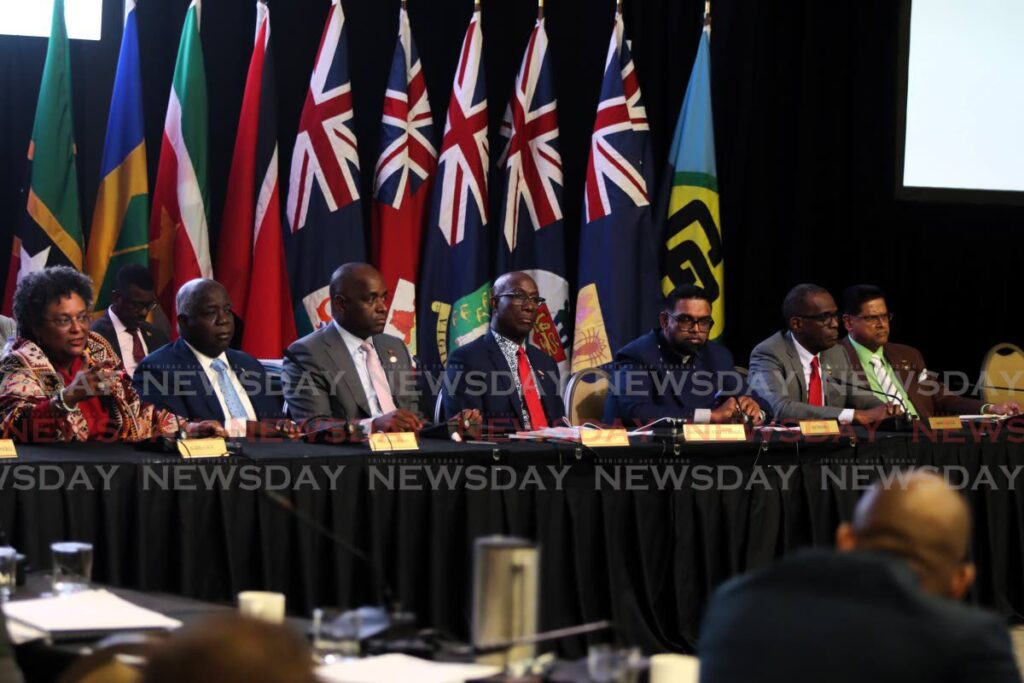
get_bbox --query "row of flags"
[3,0,724,379]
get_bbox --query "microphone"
[821,363,913,428]
[714,390,751,424]
[443,620,613,657]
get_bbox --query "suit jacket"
[91,310,170,365]
[602,330,741,425]
[699,550,1020,683]
[748,331,880,421]
[840,338,983,418]
[443,330,564,432]
[282,324,419,421]
[133,339,284,421]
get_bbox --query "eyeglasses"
[797,311,839,324]
[45,312,92,330]
[496,292,546,307]
[852,312,894,325]
[666,311,715,331]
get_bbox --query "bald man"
[699,473,1019,683]
[443,272,565,433]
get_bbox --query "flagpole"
[538,0,544,19]
[401,0,407,9]
[616,0,622,14]
[704,0,711,35]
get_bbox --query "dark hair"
[663,285,711,311]
[115,263,155,293]
[12,266,93,341]
[781,283,830,320]
[842,284,887,316]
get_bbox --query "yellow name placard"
[683,424,747,442]
[580,429,630,448]
[177,438,229,458]
[799,420,841,435]
[928,416,963,430]
[0,440,17,459]
[368,432,419,452]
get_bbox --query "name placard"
[0,440,17,459]
[368,432,419,452]
[799,420,841,435]
[580,429,630,448]
[177,438,229,458]
[928,416,963,430]
[683,424,747,442]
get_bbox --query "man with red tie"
[444,272,565,434]
[748,283,898,424]
[90,265,170,377]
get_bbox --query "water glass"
[312,608,362,664]
[51,541,93,595]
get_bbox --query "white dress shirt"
[334,321,388,432]
[790,334,854,425]
[183,340,258,437]
[108,308,148,377]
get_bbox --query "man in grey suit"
[283,263,425,433]
[748,283,899,424]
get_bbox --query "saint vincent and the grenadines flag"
[572,10,660,372]
[660,22,724,340]
[372,5,436,358]
[149,0,213,333]
[286,0,366,337]
[496,11,571,374]
[417,6,491,373]
[3,0,82,314]
[218,2,295,358]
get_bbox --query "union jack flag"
[285,0,366,334]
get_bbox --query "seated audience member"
[0,267,223,442]
[283,264,426,433]
[134,279,295,437]
[142,614,316,683]
[748,283,898,424]
[698,472,1021,683]
[90,264,170,376]
[603,285,762,426]
[444,272,564,432]
[840,284,1021,419]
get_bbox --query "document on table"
[3,589,181,638]
[317,653,500,683]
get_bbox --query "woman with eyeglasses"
[0,266,225,443]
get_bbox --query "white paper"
[959,414,1010,421]
[3,589,181,634]
[5,619,46,645]
[317,653,500,683]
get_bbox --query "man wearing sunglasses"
[840,284,1020,419]
[91,264,169,376]
[603,285,762,426]
[749,283,898,424]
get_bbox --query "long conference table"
[2,420,1024,656]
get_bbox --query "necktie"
[517,347,548,429]
[808,356,824,407]
[131,329,145,364]
[210,359,249,420]
[360,340,397,414]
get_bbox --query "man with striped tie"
[840,284,1021,419]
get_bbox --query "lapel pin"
[388,355,398,363]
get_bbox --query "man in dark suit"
[603,285,762,426]
[90,264,169,377]
[699,472,1020,683]
[748,283,898,424]
[444,272,564,433]
[134,279,292,437]
[840,284,1021,419]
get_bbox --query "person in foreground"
[90,264,170,377]
[444,272,564,432]
[142,614,316,683]
[0,267,224,442]
[603,285,762,426]
[748,283,900,424]
[698,472,1021,683]
[840,284,1021,419]
[134,278,298,438]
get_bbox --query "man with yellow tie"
[840,284,1020,419]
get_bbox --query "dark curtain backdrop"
[0,0,1020,377]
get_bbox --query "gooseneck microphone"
[821,364,914,428]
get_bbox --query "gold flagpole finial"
[538,0,544,19]
[703,0,711,31]
[616,0,623,14]
[474,0,480,10]
[401,0,407,9]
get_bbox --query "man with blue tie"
[133,279,295,437]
